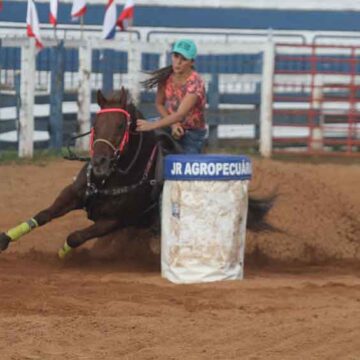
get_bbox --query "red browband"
[96,108,131,123]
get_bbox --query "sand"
[0,158,359,360]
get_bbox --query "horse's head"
[91,87,131,178]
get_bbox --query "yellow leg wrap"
[58,241,72,259]
[6,218,38,242]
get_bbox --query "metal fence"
[273,43,360,156]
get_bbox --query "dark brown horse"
[0,88,274,259]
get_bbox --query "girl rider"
[136,39,207,154]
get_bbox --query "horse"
[0,87,274,259]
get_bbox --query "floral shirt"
[164,70,206,130]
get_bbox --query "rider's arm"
[137,93,198,131]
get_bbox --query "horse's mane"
[126,101,144,133]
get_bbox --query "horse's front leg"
[0,180,85,253]
[58,219,121,259]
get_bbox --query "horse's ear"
[119,86,127,107]
[97,90,107,108]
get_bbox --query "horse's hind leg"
[58,219,121,258]
[0,183,83,253]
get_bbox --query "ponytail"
[141,65,173,90]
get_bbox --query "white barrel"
[161,154,252,284]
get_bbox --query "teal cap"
[172,39,197,60]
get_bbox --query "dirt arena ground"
[0,157,359,360]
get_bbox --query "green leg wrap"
[6,218,38,242]
[58,241,72,259]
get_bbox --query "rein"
[63,131,91,161]
[117,131,143,175]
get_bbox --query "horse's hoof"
[58,241,72,260]
[0,233,11,252]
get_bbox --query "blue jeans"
[178,128,207,154]
[147,117,206,154]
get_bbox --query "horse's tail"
[246,192,277,232]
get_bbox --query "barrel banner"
[164,154,252,181]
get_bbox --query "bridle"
[85,106,159,200]
[90,108,131,158]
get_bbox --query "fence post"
[208,72,220,148]
[49,41,65,151]
[77,42,92,151]
[18,39,36,158]
[15,73,21,138]
[260,40,275,158]
[159,52,168,69]
[127,42,141,104]
[102,49,114,94]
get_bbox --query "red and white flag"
[102,0,117,40]
[116,0,134,31]
[71,0,86,19]
[49,0,58,26]
[26,0,43,49]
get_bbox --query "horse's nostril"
[99,157,107,165]
[94,156,108,166]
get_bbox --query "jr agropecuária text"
[169,160,252,177]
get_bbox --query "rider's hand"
[136,119,155,132]
[171,123,184,140]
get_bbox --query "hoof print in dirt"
[0,233,10,252]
